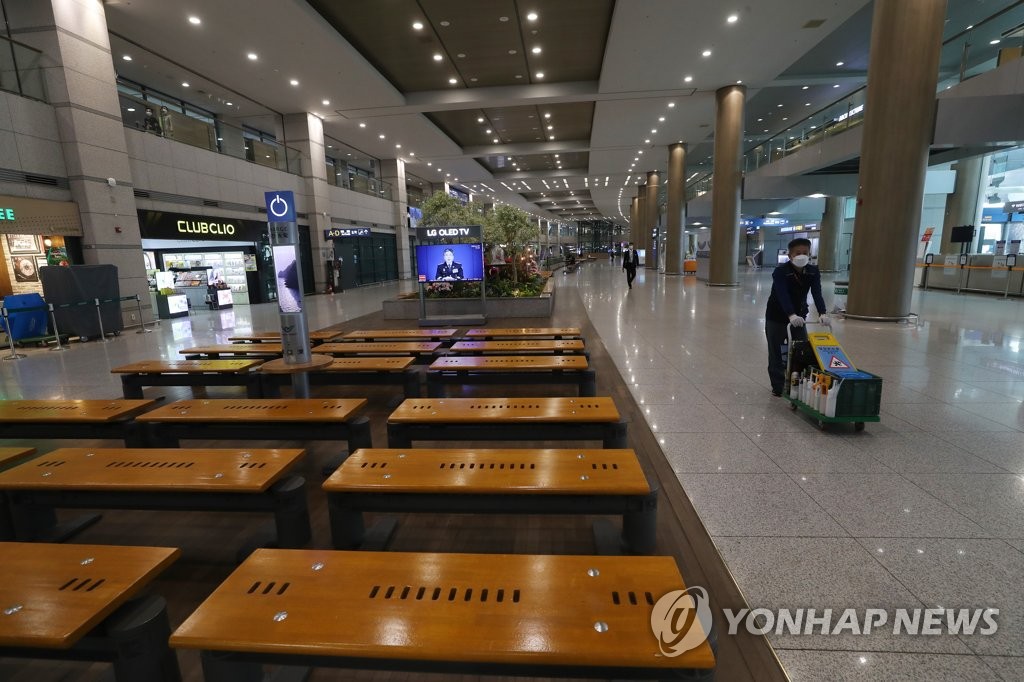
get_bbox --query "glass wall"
[351,234,398,285]
[323,136,392,200]
[975,146,1024,253]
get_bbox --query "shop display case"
[161,251,250,304]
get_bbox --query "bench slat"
[136,399,367,423]
[464,327,581,339]
[180,344,282,356]
[0,542,179,648]
[111,359,264,374]
[449,340,585,353]
[0,400,156,423]
[342,329,457,340]
[170,549,714,670]
[429,356,588,371]
[0,447,35,468]
[322,357,415,371]
[389,397,619,423]
[317,342,441,355]
[0,448,305,493]
[325,448,648,495]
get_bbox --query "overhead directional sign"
[264,190,296,223]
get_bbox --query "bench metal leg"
[425,371,444,398]
[622,487,659,555]
[271,476,311,549]
[260,375,282,398]
[145,424,178,448]
[604,419,629,448]
[121,375,144,400]
[245,375,263,398]
[346,416,373,452]
[201,650,264,682]
[327,497,365,549]
[123,421,148,448]
[581,368,597,397]
[387,423,411,448]
[403,367,422,398]
[108,595,181,682]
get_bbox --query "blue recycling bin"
[1,293,49,341]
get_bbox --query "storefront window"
[976,146,1024,253]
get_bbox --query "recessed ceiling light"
[668,102,676,108]
[515,74,523,79]
[702,49,712,57]
[493,138,499,143]
[527,11,538,21]
[658,116,665,122]
[122,54,132,61]
[226,101,233,106]
[736,80,743,84]
[427,162,432,166]
[187,16,201,25]
[409,152,415,156]
[290,79,299,86]
[757,118,763,121]
[126,107,135,112]
[247,52,258,61]
[433,53,443,61]
[805,102,811,106]
[990,39,1001,45]
[833,84,840,88]
[322,99,330,106]
[684,75,693,83]
[782,117,788,121]
[777,104,783,108]
[966,24,974,30]
[535,72,545,79]
[801,85,809,90]
[544,113,551,118]
[644,139,650,143]
[546,125,553,130]
[836,61,844,66]
[651,129,657,133]
[485,128,492,134]
[727,14,739,23]
[181,81,190,87]
[764,129,769,133]
[359,122,366,128]
[412,21,424,30]
[448,77,457,84]
[532,46,542,54]
[379,134,386,139]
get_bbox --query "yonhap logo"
[650,586,713,657]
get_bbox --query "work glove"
[788,314,805,328]
[818,314,831,326]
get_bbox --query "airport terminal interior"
[0,0,1023,680]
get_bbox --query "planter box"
[383,279,555,319]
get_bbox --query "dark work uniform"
[622,249,639,288]
[765,261,827,394]
[434,261,465,281]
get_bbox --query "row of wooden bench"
[113,353,597,400]
[0,542,715,681]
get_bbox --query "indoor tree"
[484,203,536,283]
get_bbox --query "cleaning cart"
[783,324,882,431]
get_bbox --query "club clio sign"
[176,219,237,236]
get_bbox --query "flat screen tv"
[950,225,975,244]
[415,243,484,282]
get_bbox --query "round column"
[665,143,686,275]
[644,171,660,269]
[818,196,845,272]
[710,85,746,286]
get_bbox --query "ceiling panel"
[427,102,595,147]
[479,152,589,174]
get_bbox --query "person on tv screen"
[434,247,465,281]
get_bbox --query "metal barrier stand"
[0,307,26,360]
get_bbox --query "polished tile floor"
[3,264,1024,681]
[577,260,1024,681]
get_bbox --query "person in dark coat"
[434,248,465,281]
[622,242,639,289]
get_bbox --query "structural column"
[665,143,686,275]
[630,196,638,244]
[378,159,411,279]
[710,85,746,286]
[636,187,647,259]
[283,113,333,291]
[818,196,845,271]
[847,0,947,318]
[644,171,660,269]
[939,155,982,255]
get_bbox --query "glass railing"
[744,1,1024,172]
[0,36,46,102]
[325,165,393,200]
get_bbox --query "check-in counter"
[919,254,1024,296]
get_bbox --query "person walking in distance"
[622,242,639,289]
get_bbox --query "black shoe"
[772,390,782,397]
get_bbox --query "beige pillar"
[630,197,638,243]
[283,113,333,291]
[818,196,844,271]
[939,156,983,256]
[847,0,947,319]
[637,188,647,258]
[644,171,660,269]
[378,158,411,279]
[665,143,686,275]
[710,85,746,286]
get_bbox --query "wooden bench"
[170,549,715,681]
[228,329,341,343]
[135,399,372,454]
[180,344,282,359]
[316,341,442,364]
[387,397,626,448]
[340,328,458,341]
[426,355,596,397]
[112,359,265,399]
[0,400,156,446]
[324,448,658,554]
[0,448,310,551]
[449,339,586,355]
[260,357,422,399]
[0,542,181,682]
[0,447,35,469]
[464,327,581,339]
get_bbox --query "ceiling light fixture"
[833,84,840,88]
[684,75,693,83]
[527,11,539,21]
[644,139,650,143]
[532,46,542,54]
[187,16,201,25]
[802,85,809,90]
[322,99,330,106]
[290,79,299,86]
[535,72,545,79]
[658,116,665,122]
[181,81,190,87]
[247,52,258,61]
[651,129,657,134]
[727,14,739,23]
[379,134,386,139]
[836,61,844,66]
[122,55,132,61]
[448,77,457,84]
[702,49,712,57]
[493,138,499,143]
[412,21,424,30]
[395,144,402,148]
[990,39,1001,45]
[359,122,366,128]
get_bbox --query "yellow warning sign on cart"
[807,332,871,379]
